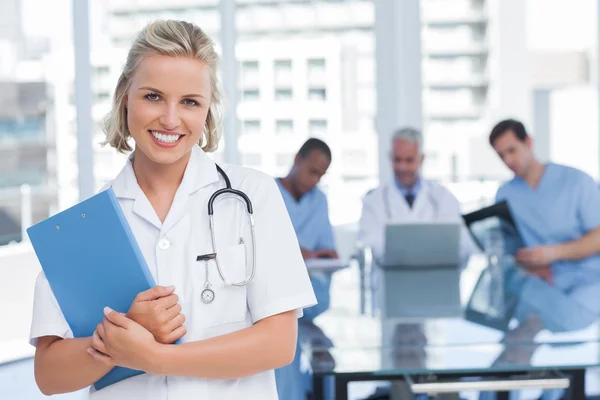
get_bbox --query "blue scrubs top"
[275,179,336,253]
[275,178,335,321]
[496,163,600,291]
[274,179,336,400]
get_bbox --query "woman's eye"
[183,99,200,107]
[145,93,161,101]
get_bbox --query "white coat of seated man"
[358,127,478,266]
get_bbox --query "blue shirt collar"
[276,178,317,204]
[394,176,421,197]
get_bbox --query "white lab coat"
[358,179,478,264]
[29,146,317,400]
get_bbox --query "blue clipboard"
[27,188,157,390]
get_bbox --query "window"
[307,58,326,69]
[275,120,294,135]
[95,92,111,102]
[307,58,326,83]
[94,66,110,77]
[242,153,262,166]
[276,153,294,168]
[241,60,260,86]
[308,119,328,136]
[275,88,293,101]
[0,118,44,141]
[274,59,292,85]
[308,88,327,101]
[242,120,261,135]
[274,59,292,71]
[307,58,326,74]
[242,60,259,72]
[242,89,260,101]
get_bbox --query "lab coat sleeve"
[440,189,480,262]
[358,191,385,260]
[246,177,317,323]
[577,173,600,232]
[29,271,74,346]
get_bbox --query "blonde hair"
[103,20,222,153]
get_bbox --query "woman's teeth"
[150,131,181,143]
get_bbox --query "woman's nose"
[159,104,181,129]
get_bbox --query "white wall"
[527,0,597,52]
[549,85,599,179]
[486,0,532,127]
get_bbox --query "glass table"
[305,254,600,400]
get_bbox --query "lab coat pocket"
[198,243,248,328]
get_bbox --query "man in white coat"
[358,127,477,263]
[358,127,477,400]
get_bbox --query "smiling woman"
[29,20,316,400]
[103,24,220,169]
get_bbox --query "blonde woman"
[30,20,316,399]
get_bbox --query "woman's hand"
[89,307,162,373]
[87,327,116,368]
[127,286,187,344]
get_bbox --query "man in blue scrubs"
[274,138,338,400]
[490,119,600,315]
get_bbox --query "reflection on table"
[305,253,600,399]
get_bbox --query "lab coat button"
[158,238,170,250]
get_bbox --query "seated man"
[359,127,477,263]
[274,138,338,400]
[359,128,476,400]
[489,119,600,315]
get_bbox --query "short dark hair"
[297,138,332,162]
[489,119,529,146]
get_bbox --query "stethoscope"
[382,183,440,220]
[196,164,257,304]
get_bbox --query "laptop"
[381,222,461,269]
[377,222,463,318]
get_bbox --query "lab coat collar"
[394,176,422,197]
[111,146,219,200]
[181,145,220,195]
[110,146,220,231]
[161,146,220,233]
[386,178,431,218]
